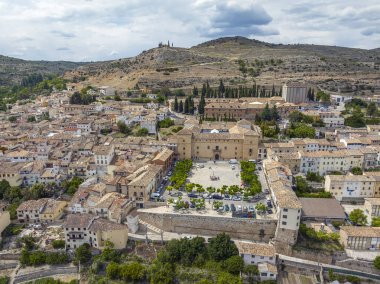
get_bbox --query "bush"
[374,256,380,270]
[52,240,65,249]
[158,118,174,128]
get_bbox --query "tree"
[52,239,65,249]
[345,107,366,128]
[136,127,149,137]
[351,167,363,175]
[255,203,267,213]
[0,179,11,199]
[28,183,47,200]
[208,233,238,261]
[184,97,189,114]
[349,209,367,226]
[8,116,17,122]
[179,100,183,113]
[193,86,199,97]
[288,111,305,123]
[224,255,244,275]
[217,272,242,284]
[374,256,380,270]
[174,96,179,112]
[271,105,280,121]
[261,103,272,121]
[106,261,120,279]
[367,102,378,117]
[149,261,175,284]
[75,243,92,263]
[114,94,122,101]
[371,217,380,227]
[219,80,225,96]
[202,83,207,97]
[117,120,131,135]
[27,116,36,122]
[316,91,330,105]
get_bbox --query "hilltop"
[1,36,379,95]
[64,36,380,95]
[0,55,86,86]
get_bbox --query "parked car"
[212,194,223,200]
[231,165,236,170]
[267,208,273,214]
[224,204,230,212]
[237,205,242,211]
[187,193,199,198]
[248,206,255,212]
[224,194,231,200]
[151,192,160,199]
[243,206,248,212]
[266,200,273,208]
[168,171,172,176]
[203,193,211,199]
[232,196,241,201]
[190,202,196,208]
[230,204,236,212]
[218,206,224,212]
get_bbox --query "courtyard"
[188,160,242,188]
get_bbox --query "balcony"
[212,148,221,153]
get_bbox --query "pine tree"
[179,100,183,113]
[174,96,178,112]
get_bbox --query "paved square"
[188,161,242,188]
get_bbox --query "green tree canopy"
[349,209,367,226]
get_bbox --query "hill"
[64,36,380,95]
[0,55,87,86]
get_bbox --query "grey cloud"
[56,47,70,51]
[362,27,380,36]
[51,30,76,38]
[200,3,274,38]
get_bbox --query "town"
[0,77,379,284]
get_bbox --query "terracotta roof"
[89,218,128,232]
[341,226,380,238]
[299,198,345,219]
[236,241,276,257]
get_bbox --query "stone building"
[176,119,261,161]
[282,83,307,103]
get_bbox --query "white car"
[163,176,169,181]
[231,165,236,170]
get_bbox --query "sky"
[0,0,379,62]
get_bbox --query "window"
[282,215,287,219]
[282,221,287,225]
[283,208,288,212]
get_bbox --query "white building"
[64,214,128,250]
[93,144,115,166]
[325,174,376,201]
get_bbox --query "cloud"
[0,0,378,61]
[199,2,276,37]
[51,30,76,38]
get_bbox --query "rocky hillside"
[0,55,86,86]
[36,36,380,95]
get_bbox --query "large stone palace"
[176,119,261,161]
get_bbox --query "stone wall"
[138,211,277,241]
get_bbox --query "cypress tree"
[184,97,189,114]
[202,83,206,97]
[179,100,183,113]
[174,96,178,112]
[193,86,198,97]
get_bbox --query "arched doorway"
[215,154,220,160]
